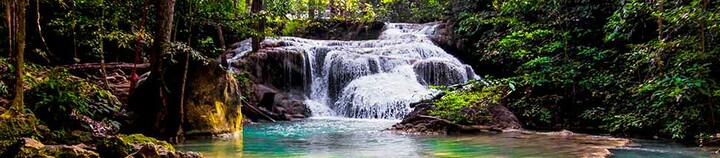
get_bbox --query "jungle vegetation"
[0,0,718,149]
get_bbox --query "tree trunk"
[175,0,195,143]
[5,0,13,58]
[177,49,189,143]
[251,0,262,52]
[217,24,227,67]
[9,0,28,114]
[99,2,109,89]
[151,0,176,141]
[35,0,50,58]
[72,9,77,62]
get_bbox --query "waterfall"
[229,22,478,119]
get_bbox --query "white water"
[230,22,478,119]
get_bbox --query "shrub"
[25,70,120,131]
[430,81,505,124]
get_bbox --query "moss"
[120,134,175,152]
[430,83,506,124]
[97,134,176,158]
[0,114,41,156]
[96,136,132,158]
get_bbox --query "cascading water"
[229,22,478,119]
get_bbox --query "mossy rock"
[96,134,175,158]
[128,58,242,139]
[121,134,175,151]
[0,114,41,156]
[183,64,243,137]
[5,138,99,158]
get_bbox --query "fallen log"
[241,103,276,123]
[62,62,150,70]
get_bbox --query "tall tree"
[4,0,11,58]
[150,0,176,141]
[6,0,28,114]
[251,0,262,52]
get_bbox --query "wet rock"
[239,48,309,93]
[413,59,470,86]
[248,85,310,121]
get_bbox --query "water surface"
[177,118,714,157]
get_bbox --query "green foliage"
[281,19,313,36]
[25,70,121,131]
[0,58,9,98]
[376,0,445,22]
[17,0,447,67]
[452,0,720,140]
[430,82,505,124]
[44,0,151,63]
[166,42,211,65]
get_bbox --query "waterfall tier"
[229,22,478,119]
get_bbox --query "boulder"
[228,47,313,122]
[129,59,243,139]
[239,48,309,93]
[248,85,310,122]
[388,100,521,134]
[183,64,244,137]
